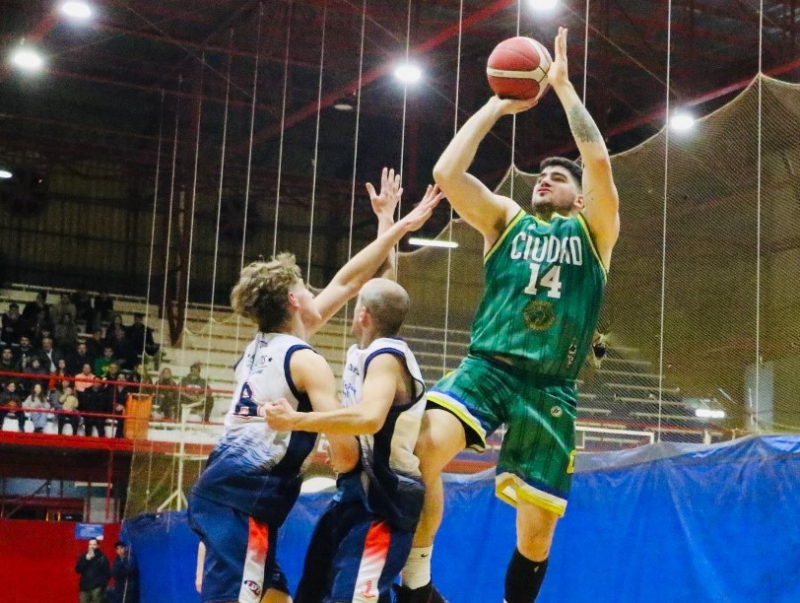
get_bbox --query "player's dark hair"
[540,157,583,191]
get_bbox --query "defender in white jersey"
[266,278,426,603]
[189,175,443,603]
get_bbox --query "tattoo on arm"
[567,105,603,144]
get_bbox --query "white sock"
[400,546,433,590]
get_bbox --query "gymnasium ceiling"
[1,0,799,220]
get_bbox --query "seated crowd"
[0,289,215,436]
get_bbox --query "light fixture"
[409,237,458,249]
[10,47,44,72]
[333,102,354,111]
[0,169,12,180]
[529,0,559,11]
[670,111,695,131]
[60,1,93,20]
[695,408,725,420]
[394,63,422,84]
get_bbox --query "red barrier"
[0,519,121,603]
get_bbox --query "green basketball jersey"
[470,210,607,381]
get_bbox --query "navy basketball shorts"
[188,495,289,603]
[295,499,413,603]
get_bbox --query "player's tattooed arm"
[566,104,603,144]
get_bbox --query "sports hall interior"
[0,1,798,602]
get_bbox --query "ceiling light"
[695,408,725,419]
[10,47,44,72]
[670,112,695,131]
[0,169,12,180]
[409,237,458,249]
[394,63,422,84]
[333,103,354,111]
[60,1,93,20]
[529,0,559,11]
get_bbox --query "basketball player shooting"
[395,27,620,603]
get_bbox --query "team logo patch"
[243,580,262,596]
[550,405,563,418]
[523,299,556,331]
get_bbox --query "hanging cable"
[307,0,329,282]
[341,0,368,361]
[273,2,294,256]
[754,0,764,430]
[204,31,234,379]
[235,4,265,351]
[440,0,465,377]
[141,90,165,511]
[508,0,523,199]
[656,0,675,442]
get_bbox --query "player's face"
[291,281,321,324]
[350,296,364,338]
[532,166,581,214]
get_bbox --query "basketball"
[486,36,553,101]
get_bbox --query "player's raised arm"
[548,26,619,268]
[266,353,402,436]
[366,167,402,279]
[432,96,535,250]
[308,186,442,336]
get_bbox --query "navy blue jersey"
[341,337,426,532]
[191,333,317,525]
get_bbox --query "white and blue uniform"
[189,333,318,603]
[295,337,426,603]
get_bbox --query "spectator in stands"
[15,334,37,369]
[74,363,96,394]
[22,382,50,433]
[29,309,54,348]
[0,381,24,432]
[68,342,94,376]
[75,538,111,603]
[153,367,178,420]
[39,336,64,373]
[51,380,80,435]
[1,302,29,345]
[49,357,71,390]
[72,285,94,331]
[109,373,131,438]
[0,347,21,386]
[94,291,114,326]
[80,378,111,437]
[55,313,80,353]
[22,290,50,325]
[23,357,49,393]
[51,292,77,325]
[94,346,118,378]
[108,328,137,371]
[86,328,108,362]
[108,540,139,603]
[179,362,214,422]
[126,313,160,359]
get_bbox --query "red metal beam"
[232,0,517,154]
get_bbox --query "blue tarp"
[125,435,800,602]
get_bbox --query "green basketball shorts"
[427,354,577,516]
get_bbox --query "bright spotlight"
[529,0,559,11]
[10,48,44,72]
[409,237,458,249]
[670,112,695,132]
[0,169,12,180]
[60,1,93,20]
[394,63,422,84]
[695,408,726,420]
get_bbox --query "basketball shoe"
[393,581,449,603]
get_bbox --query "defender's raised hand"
[398,184,444,233]
[366,167,403,223]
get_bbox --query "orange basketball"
[486,36,552,101]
